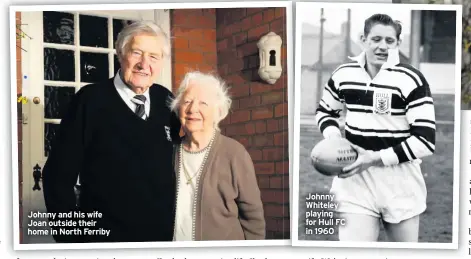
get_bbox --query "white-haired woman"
[170,71,265,241]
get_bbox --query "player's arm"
[42,89,89,243]
[379,80,435,166]
[316,76,344,139]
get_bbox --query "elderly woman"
[170,71,265,241]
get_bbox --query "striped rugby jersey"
[315,50,436,166]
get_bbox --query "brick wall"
[215,7,289,239]
[170,7,289,239]
[170,9,217,92]
[16,12,23,243]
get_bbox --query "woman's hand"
[339,144,383,178]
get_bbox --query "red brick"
[232,31,247,46]
[255,162,275,175]
[241,70,253,81]
[263,9,275,23]
[222,23,240,38]
[266,119,279,133]
[248,149,262,161]
[229,84,250,98]
[281,174,290,189]
[270,18,285,35]
[283,218,290,233]
[261,189,288,203]
[174,63,193,76]
[252,107,273,120]
[279,117,288,130]
[234,136,250,147]
[247,55,258,69]
[253,134,274,147]
[239,95,261,109]
[247,7,266,15]
[252,13,263,25]
[187,15,215,29]
[203,8,216,16]
[245,123,256,135]
[239,16,253,32]
[255,121,266,134]
[276,161,289,174]
[237,43,258,57]
[265,218,278,232]
[263,147,284,161]
[203,53,217,65]
[173,37,189,49]
[250,82,272,94]
[189,38,216,53]
[257,175,270,189]
[274,103,288,117]
[227,59,245,74]
[203,29,217,40]
[227,8,247,23]
[275,8,284,18]
[172,27,203,40]
[220,116,230,126]
[247,24,270,42]
[175,51,204,63]
[216,26,226,40]
[262,91,284,105]
[172,12,187,26]
[196,64,215,73]
[217,39,228,50]
[274,132,288,146]
[226,124,246,136]
[218,64,229,76]
[225,74,245,85]
[231,110,251,123]
[218,50,238,63]
[231,99,239,110]
[264,204,287,218]
[281,46,287,63]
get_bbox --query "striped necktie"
[131,95,147,119]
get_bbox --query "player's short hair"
[363,14,402,40]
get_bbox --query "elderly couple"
[42,20,265,243]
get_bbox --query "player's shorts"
[330,160,426,224]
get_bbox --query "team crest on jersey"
[373,91,392,115]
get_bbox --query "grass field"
[297,94,455,243]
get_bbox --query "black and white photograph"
[292,2,461,248]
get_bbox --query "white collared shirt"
[114,70,151,119]
[347,48,400,70]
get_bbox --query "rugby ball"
[310,138,358,176]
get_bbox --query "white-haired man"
[42,21,181,243]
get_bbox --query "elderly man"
[42,21,180,243]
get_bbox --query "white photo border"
[10,1,294,250]
[291,1,462,249]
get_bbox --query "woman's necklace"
[179,132,216,185]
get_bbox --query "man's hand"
[339,144,383,178]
